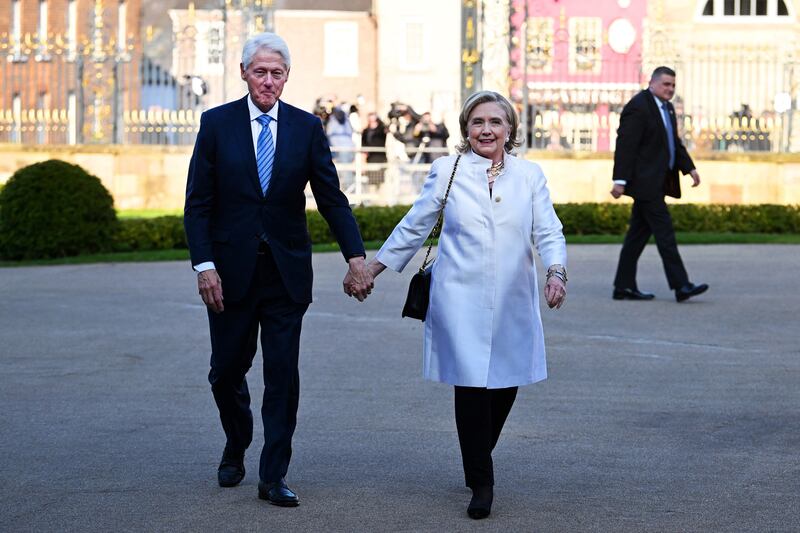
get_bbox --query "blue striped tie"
[255,114,274,195]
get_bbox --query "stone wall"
[534,151,800,206]
[0,144,192,210]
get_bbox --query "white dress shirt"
[194,95,280,273]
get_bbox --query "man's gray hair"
[241,32,291,71]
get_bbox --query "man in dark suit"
[184,32,373,506]
[610,66,709,303]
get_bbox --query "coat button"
[495,196,502,203]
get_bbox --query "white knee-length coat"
[375,150,567,389]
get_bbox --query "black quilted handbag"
[401,265,432,320]
[401,155,460,321]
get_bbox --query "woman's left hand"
[544,276,566,309]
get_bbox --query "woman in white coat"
[365,91,567,519]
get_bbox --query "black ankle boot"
[467,485,493,519]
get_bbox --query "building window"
[37,0,52,60]
[323,21,359,77]
[208,27,223,65]
[12,0,22,57]
[527,17,554,73]
[118,1,127,52]
[39,1,49,45]
[403,21,426,69]
[701,0,790,17]
[568,17,602,74]
[67,0,78,60]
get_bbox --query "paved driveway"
[1,245,798,532]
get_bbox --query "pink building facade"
[509,0,647,151]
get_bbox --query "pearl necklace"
[487,160,504,186]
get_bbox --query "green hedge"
[113,216,188,252]
[307,205,412,244]
[556,203,800,234]
[107,203,799,253]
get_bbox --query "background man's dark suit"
[612,90,693,202]
[611,68,706,301]
[184,44,368,497]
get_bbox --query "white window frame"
[568,17,602,75]
[193,19,224,75]
[67,0,78,60]
[696,0,794,22]
[400,19,429,71]
[207,24,224,65]
[118,1,127,53]
[39,1,48,45]
[11,0,22,57]
[527,17,554,74]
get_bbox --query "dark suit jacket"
[184,96,365,304]
[613,89,695,200]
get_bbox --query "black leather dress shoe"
[675,283,709,302]
[217,449,245,487]
[467,485,493,520]
[258,478,299,507]
[613,287,655,301]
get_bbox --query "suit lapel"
[231,95,264,197]
[666,101,678,141]
[265,100,290,200]
[645,90,669,148]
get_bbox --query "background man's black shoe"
[217,449,245,487]
[258,478,299,507]
[467,485,493,520]
[613,288,655,301]
[675,283,709,302]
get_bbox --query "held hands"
[343,256,374,302]
[198,269,224,313]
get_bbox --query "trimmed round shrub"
[0,160,118,260]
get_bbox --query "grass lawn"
[117,209,183,219]
[1,233,798,267]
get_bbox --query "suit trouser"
[614,196,689,290]
[206,246,308,483]
[454,386,518,488]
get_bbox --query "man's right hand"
[198,269,224,313]
[610,183,625,199]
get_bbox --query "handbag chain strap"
[419,154,461,273]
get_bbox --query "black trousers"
[614,197,689,291]
[454,386,518,488]
[206,246,308,483]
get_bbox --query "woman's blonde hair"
[456,91,521,154]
